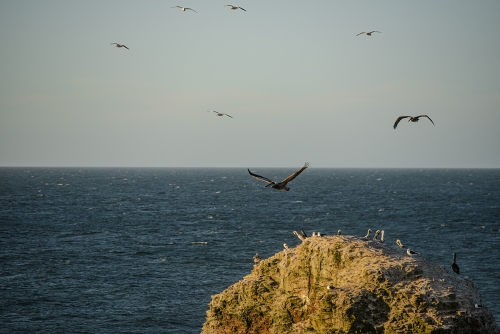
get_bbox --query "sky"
[1,0,499,168]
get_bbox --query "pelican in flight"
[396,239,405,248]
[208,111,232,118]
[172,6,197,12]
[225,4,246,11]
[356,31,381,36]
[248,163,309,191]
[393,115,434,129]
[110,43,129,50]
[452,253,460,274]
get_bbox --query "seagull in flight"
[208,111,233,118]
[393,115,435,129]
[248,163,309,191]
[110,43,129,50]
[225,4,246,11]
[172,6,197,12]
[356,31,381,36]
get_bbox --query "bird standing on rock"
[452,253,460,274]
[253,253,261,264]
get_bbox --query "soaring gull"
[248,163,309,191]
[356,31,381,36]
[225,4,246,11]
[110,43,129,50]
[172,6,197,12]
[208,110,233,118]
[393,115,434,129]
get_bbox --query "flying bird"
[208,111,233,118]
[110,43,129,50]
[356,31,381,36]
[225,4,246,11]
[393,115,435,129]
[172,6,197,12]
[452,253,460,274]
[248,163,309,191]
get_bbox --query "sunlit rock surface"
[202,235,499,334]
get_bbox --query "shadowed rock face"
[202,235,499,334]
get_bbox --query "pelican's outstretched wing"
[369,31,381,34]
[224,113,233,118]
[237,6,246,11]
[248,169,275,185]
[281,163,309,185]
[122,45,129,49]
[356,32,366,36]
[185,7,197,12]
[416,115,434,126]
[393,116,411,129]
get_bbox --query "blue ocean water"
[0,168,499,333]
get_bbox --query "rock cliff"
[202,235,499,334]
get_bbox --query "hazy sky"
[1,1,499,168]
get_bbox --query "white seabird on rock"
[407,248,420,256]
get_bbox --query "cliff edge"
[202,235,499,333]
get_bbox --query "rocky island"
[202,234,499,333]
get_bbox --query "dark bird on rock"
[248,163,309,191]
[393,115,434,129]
[452,253,460,274]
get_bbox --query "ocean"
[1,168,499,333]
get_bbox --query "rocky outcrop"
[202,235,499,334]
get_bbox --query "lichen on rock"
[202,235,499,334]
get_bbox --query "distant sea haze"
[1,168,499,333]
